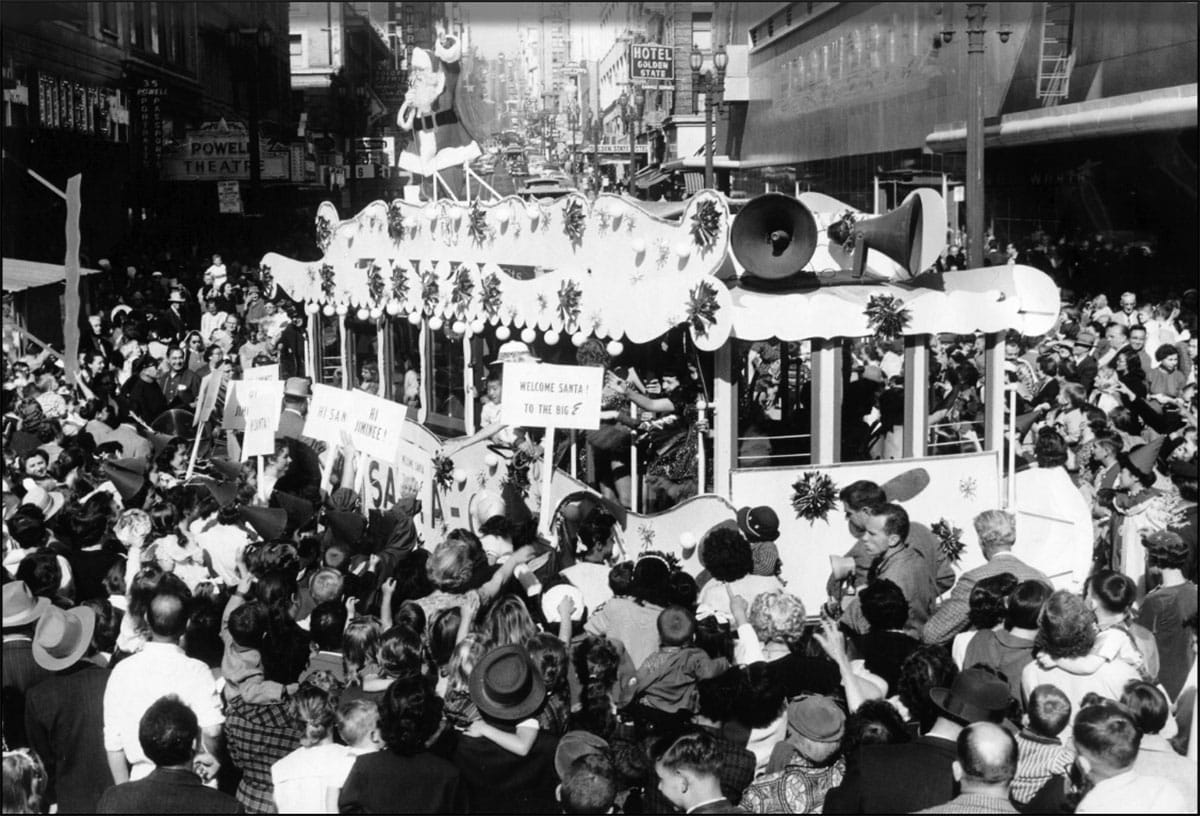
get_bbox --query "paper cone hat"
[273,491,316,533]
[102,458,148,502]
[1127,437,1165,476]
[196,477,238,508]
[240,506,288,542]
[1014,412,1040,438]
[325,510,367,546]
[148,431,179,457]
[880,467,931,503]
[208,457,243,482]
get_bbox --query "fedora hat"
[32,604,96,671]
[284,377,312,398]
[2,581,51,628]
[240,506,288,542]
[1073,331,1096,348]
[102,458,148,502]
[554,730,610,781]
[469,644,546,722]
[737,505,780,542]
[929,668,1012,724]
[20,484,65,522]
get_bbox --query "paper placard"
[241,415,278,461]
[360,440,433,511]
[305,383,357,445]
[500,362,603,430]
[222,365,279,430]
[350,393,411,454]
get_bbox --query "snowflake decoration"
[664,313,684,327]
[624,216,637,234]
[638,524,656,549]
[538,201,553,233]
[536,293,549,314]
[959,477,978,500]
[587,310,604,332]
[596,210,612,232]
[655,239,671,269]
[505,306,519,324]
[629,270,645,286]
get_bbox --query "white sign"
[222,365,279,430]
[350,393,413,460]
[237,379,284,461]
[305,383,357,446]
[500,362,603,430]
[361,443,432,512]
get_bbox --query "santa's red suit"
[398,35,481,176]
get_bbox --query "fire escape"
[1036,2,1076,106]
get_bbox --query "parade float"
[257,185,1061,611]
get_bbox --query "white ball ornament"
[407,311,422,326]
[495,325,511,341]
[452,320,467,335]
[369,307,383,320]
[335,303,348,316]
[679,532,696,551]
[484,452,500,468]
[520,327,537,344]
[606,340,624,357]
[631,238,646,255]
[543,330,560,345]
[305,301,320,315]
[356,308,370,321]
[571,332,587,347]
[470,319,486,335]
[675,242,692,260]
[385,300,401,316]
[428,316,444,331]
[496,209,510,226]
[453,468,468,486]
[322,304,335,317]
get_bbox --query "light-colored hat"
[541,583,585,624]
[33,604,96,671]
[492,341,539,366]
[284,377,312,398]
[20,484,65,521]
[2,581,51,628]
[168,290,187,304]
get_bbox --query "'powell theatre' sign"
[160,122,290,181]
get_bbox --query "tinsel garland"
[686,280,719,337]
[387,201,405,241]
[389,261,409,305]
[690,198,721,249]
[503,447,533,496]
[864,294,911,341]
[468,200,492,245]
[557,280,582,328]
[320,263,336,301]
[450,265,474,315]
[432,452,455,492]
[367,263,385,304]
[421,269,440,315]
[791,470,840,523]
[637,550,680,571]
[315,213,333,251]
[480,273,503,319]
[931,518,966,564]
[563,199,587,243]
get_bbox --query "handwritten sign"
[305,383,357,445]
[351,393,412,456]
[222,365,279,430]
[500,362,603,430]
[360,440,433,511]
[237,379,284,461]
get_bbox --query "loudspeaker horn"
[730,193,818,286]
[850,188,946,279]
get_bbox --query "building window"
[44,2,89,31]
[289,33,305,70]
[130,1,159,53]
[100,2,119,40]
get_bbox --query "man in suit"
[275,377,310,440]
[824,668,1013,814]
[653,730,739,814]
[97,696,239,813]
[914,722,1020,814]
[922,509,1049,644]
[1070,330,1099,393]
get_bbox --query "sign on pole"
[500,363,604,431]
[629,44,675,88]
[222,365,279,430]
[305,383,357,446]
[237,379,284,461]
[350,393,412,457]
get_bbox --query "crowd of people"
[1,244,1198,816]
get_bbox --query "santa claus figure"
[397,24,481,180]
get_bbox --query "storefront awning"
[635,168,671,190]
[2,258,102,293]
[926,83,1197,152]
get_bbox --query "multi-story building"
[2,1,293,269]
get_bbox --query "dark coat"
[24,662,112,813]
[338,749,466,814]
[448,729,560,814]
[823,735,958,814]
[96,768,241,814]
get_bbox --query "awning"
[926,83,1197,152]
[2,258,102,293]
[635,168,671,190]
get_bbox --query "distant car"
[517,175,576,200]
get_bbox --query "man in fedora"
[159,290,189,342]
[452,643,559,813]
[276,377,311,441]
[2,581,53,748]
[824,667,1012,813]
[1070,330,1099,393]
[25,603,113,813]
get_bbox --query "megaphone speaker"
[730,193,818,288]
[850,188,946,279]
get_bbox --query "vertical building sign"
[137,79,166,172]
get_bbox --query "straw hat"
[32,604,97,671]
[2,581,51,628]
[20,484,65,521]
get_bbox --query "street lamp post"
[690,44,728,192]
[618,86,643,196]
[228,21,275,214]
[566,103,579,185]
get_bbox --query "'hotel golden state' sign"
[160,127,290,181]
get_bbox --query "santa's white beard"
[409,74,445,115]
